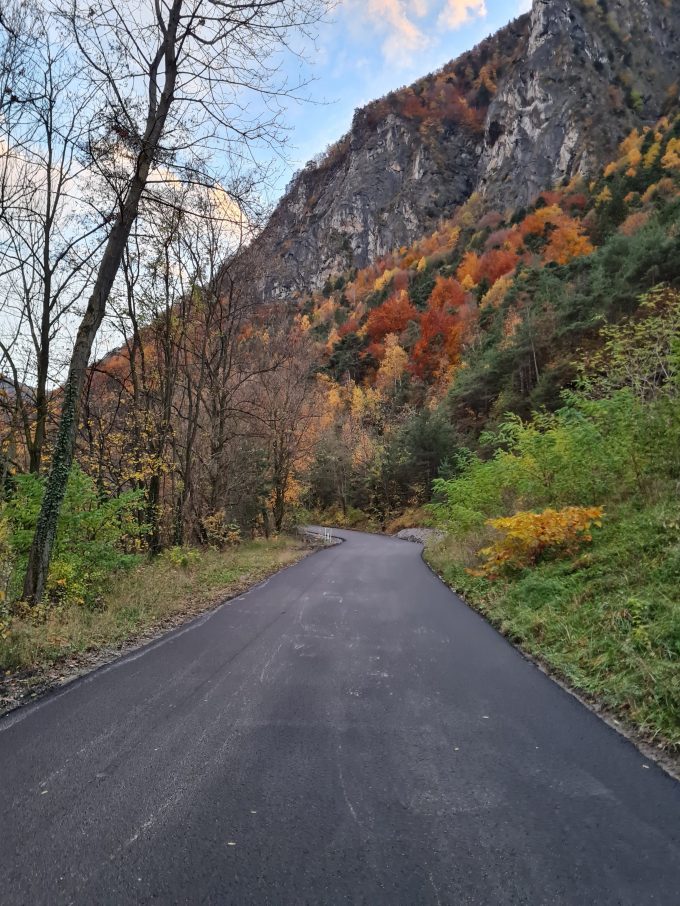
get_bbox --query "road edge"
[0,539,325,723]
[418,544,680,783]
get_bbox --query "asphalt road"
[2,529,680,905]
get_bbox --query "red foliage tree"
[478,248,517,284]
[410,307,462,381]
[428,276,467,310]
[365,291,418,342]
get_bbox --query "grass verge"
[425,502,680,755]
[1,536,309,710]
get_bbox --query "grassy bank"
[426,502,680,752]
[1,536,307,678]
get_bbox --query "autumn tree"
[0,4,104,474]
[428,276,467,310]
[375,334,409,393]
[245,327,320,532]
[17,0,329,603]
[519,205,594,264]
[366,291,418,344]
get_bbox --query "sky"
[271,0,532,195]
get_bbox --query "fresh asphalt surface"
[2,529,680,904]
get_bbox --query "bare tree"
[0,5,104,474]
[244,325,319,531]
[16,0,328,603]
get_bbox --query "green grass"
[426,502,680,751]
[1,537,307,675]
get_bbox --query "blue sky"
[268,0,531,196]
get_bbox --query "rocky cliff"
[481,0,680,206]
[249,0,680,298]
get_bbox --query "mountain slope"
[250,0,679,299]
[481,0,680,206]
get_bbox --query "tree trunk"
[147,473,162,555]
[22,0,183,603]
[29,331,50,474]
[22,228,137,600]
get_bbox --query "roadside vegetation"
[0,0,326,681]
[1,531,306,677]
[425,293,680,749]
[427,501,680,751]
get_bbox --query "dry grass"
[384,506,433,535]
[1,537,307,676]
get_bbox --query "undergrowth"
[427,502,680,750]
[0,536,306,674]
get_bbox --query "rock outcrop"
[481,0,680,207]
[248,0,680,298]
[252,102,483,299]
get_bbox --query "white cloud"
[437,0,487,30]
[364,0,430,61]
[350,0,488,64]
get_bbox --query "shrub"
[431,388,677,536]
[201,510,242,548]
[5,467,145,607]
[473,506,604,577]
[160,546,202,569]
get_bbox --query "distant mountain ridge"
[247,0,680,299]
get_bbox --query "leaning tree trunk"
[22,214,146,602]
[22,1,182,603]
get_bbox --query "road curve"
[1,528,679,904]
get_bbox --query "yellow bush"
[201,511,242,548]
[161,546,202,569]
[472,506,604,578]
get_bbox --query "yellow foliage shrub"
[472,506,604,578]
[373,268,397,293]
[480,273,513,310]
[201,511,242,548]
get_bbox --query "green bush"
[431,389,679,536]
[160,546,202,569]
[5,467,145,608]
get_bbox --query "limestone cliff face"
[249,0,680,298]
[254,109,481,298]
[480,0,680,207]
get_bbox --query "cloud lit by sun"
[354,0,489,63]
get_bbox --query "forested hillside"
[304,113,680,520]
[300,113,680,750]
[1,0,679,748]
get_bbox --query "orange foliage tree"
[429,276,467,310]
[365,291,418,343]
[519,204,594,265]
